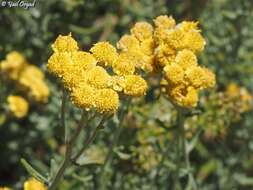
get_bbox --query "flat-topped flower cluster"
[117,15,216,107]
[48,15,216,112]
[48,34,148,114]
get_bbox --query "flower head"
[123,75,148,97]
[47,52,72,77]
[108,76,126,92]
[185,66,216,90]
[71,51,97,70]
[130,22,153,42]
[52,33,78,53]
[117,35,139,52]
[167,84,199,108]
[179,21,200,32]
[71,85,96,111]
[174,49,197,69]
[90,42,118,66]
[112,52,136,76]
[95,89,119,113]
[182,30,206,52]
[154,15,176,29]
[163,63,185,85]
[85,66,111,89]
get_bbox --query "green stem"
[154,141,171,188]
[72,116,108,163]
[48,112,87,190]
[174,108,184,190]
[184,134,198,190]
[177,108,198,190]
[61,90,67,143]
[97,99,131,190]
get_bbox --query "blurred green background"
[0,0,253,189]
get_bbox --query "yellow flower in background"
[0,51,27,80]
[90,42,118,66]
[7,95,29,118]
[24,178,47,190]
[133,145,161,172]
[19,65,50,103]
[225,83,253,112]
[1,51,50,103]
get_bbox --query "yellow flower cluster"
[24,178,47,190]
[186,84,252,140]
[48,34,147,113]
[225,83,253,113]
[0,52,49,103]
[132,145,161,171]
[117,15,215,107]
[7,95,29,118]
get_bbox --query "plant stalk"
[48,112,87,190]
[97,99,131,190]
